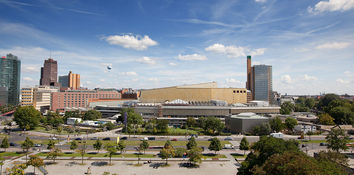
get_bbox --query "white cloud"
[316,42,350,49]
[308,0,354,14]
[169,62,177,66]
[22,64,40,73]
[104,34,158,50]
[136,57,156,65]
[23,77,33,81]
[148,77,158,81]
[304,74,318,81]
[281,74,292,84]
[344,71,354,77]
[119,71,138,76]
[205,43,265,58]
[336,78,350,84]
[255,0,267,3]
[177,54,207,61]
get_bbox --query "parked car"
[121,136,128,140]
[171,138,177,141]
[190,134,198,138]
[320,142,328,146]
[224,137,233,141]
[148,137,156,140]
[10,142,17,146]
[208,138,213,141]
[34,144,42,147]
[75,138,82,140]
[224,144,234,149]
[90,137,98,140]
[140,137,148,141]
[103,137,111,141]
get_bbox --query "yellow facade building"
[68,71,80,90]
[20,88,34,106]
[139,82,247,104]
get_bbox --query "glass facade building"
[253,65,272,102]
[0,54,21,105]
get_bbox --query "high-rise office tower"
[0,54,21,105]
[59,75,69,88]
[68,71,80,90]
[253,65,272,103]
[40,58,58,86]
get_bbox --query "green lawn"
[36,152,156,158]
[231,153,247,159]
[16,139,58,145]
[0,152,25,158]
[201,154,226,159]
[33,126,88,135]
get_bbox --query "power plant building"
[139,82,247,104]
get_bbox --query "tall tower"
[246,55,252,90]
[40,58,58,86]
[68,71,80,90]
[0,54,21,105]
[253,65,272,103]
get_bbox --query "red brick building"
[51,90,121,111]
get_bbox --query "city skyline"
[0,0,353,95]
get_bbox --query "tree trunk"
[166,158,168,165]
[82,155,84,164]
[110,156,112,165]
[244,150,245,156]
[34,166,36,174]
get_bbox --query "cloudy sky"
[0,0,353,95]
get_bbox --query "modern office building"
[0,54,21,105]
[21,88,34,106]
[51,89,121,111]
[140,82,247,104]
[253,65,272,102]
[245,56,273,103]
[68,71,80,90]
[40,58,58,86]
[59,75,68,88]
[33,86,59,112]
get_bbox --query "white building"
[294,124,317,134]
[66,118,82,125]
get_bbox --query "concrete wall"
[226,117,269,134]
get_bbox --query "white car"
[140,137,148,141]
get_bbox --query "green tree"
[160,147,175,165]
[208,137,222,154]
[47,139,56,150]
[105,143,117,165]
[140,140,149,154]
[318,94,340,112]
[70,140,78,150]
[188,147,202,166]
[285,117,297,132]
[156,119,168,133]
[175,148,187,157]
[164,140,173,149]
[21,137,34,162]
[326,128,350,152]
[6,163,27,175]
[251,123,271,136]
[1,136,9,152]
[93,139,103,154]
[14,106,41,130]
[117,140,126,154]
[239,137,249,155]
[318,113,335,125]
[316,150,348,166]
[329,106,354,125]
[46,111,64,127]
[76,144,87,165]
[47,148,62,163]
[126,110,143,135]
[187,137,197,150]
[269,116,284,132]
[280,102,295,114]
[305,98,315,109]
[203,117,224,135]
[83,110,102,120]
[197,117,206,129]
[186,117,196,127]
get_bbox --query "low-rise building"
[66,118,82,125]
[225,112,270,134]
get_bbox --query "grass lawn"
[201,153,226,159]
[36,152,156,158]
[0,152,25,158]
[231,153,247,159]
[16,139,58,145]
[33,126,88,135]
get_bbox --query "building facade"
[59,75,68,88]
[33,86,59,112]
[40,58,58,86]
[253,65,272,103]
[21,88,34,106]
[0,54,21,105]
[68,71,80,90]
[51,90,121,111]
[140,82,247,104]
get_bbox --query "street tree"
[269,116,284,132]
[47,148,62,163]
[21,137,34,162]
[76,144,87,165]
[93,139,103,154]
[305,98,315,109]
[83,110,102,120]
[188,147,202,166]
[156,119,168,133]
[140,140,149,154]
[186,117,196,127]
[27,155,44,174]
[70,140,78,151]
[164,140,173,149]
[105,143,117,165]
[318,113,335,125]
[117,141,126,154]
[285,117,298,132]
[187,137,197,150]
[47,139,56,150]
[14,106,41,130]
[1,136,9,152]
[326,128,350,152]
[160,147,175,165]
[46,112,64,127]
[208,137,222,155]
[239,137,249,155]
[280,102,295,114]
[203,117,224,135]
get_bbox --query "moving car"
[224,137,233,141]
[34,144,42,147]
[103,137,111,141]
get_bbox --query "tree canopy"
[285,117,297,131]
[326,128,350,152]
[269,117,284,132]
[208,137,222,154]
[14,106,41,130]
[280,102,294,115]
[83,110,102,120]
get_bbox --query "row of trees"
[251,116,298,136]
[185,116,225,135]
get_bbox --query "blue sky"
[0,0,353,95]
